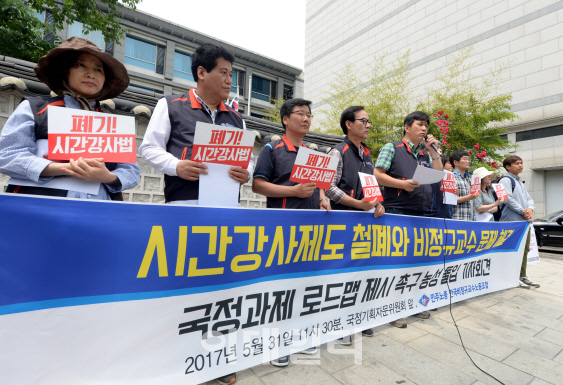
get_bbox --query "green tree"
[317,47,518,169]
[316,51,413,154]
[0,0,141,63]
[264,97,284,124]
[417,47,518,171]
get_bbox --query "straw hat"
[34,36,129,100]
[472,167,495,179]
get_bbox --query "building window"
[34,9,55,43]
[515,125,563,142]
[283,84,294,100]
[105,41,114,56]
[68,21,106,51]
[125,36,165,74]
[252,75,272,102]
[231,69,239,94]
[238,70,246,97]
[173,51,194,82]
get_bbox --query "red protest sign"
[470,175,481,195]
[492,183,509,200]
[47,106,136,163]
[289,147,338,189]
[191,122,254,168]
[440,171,455,193]
[359,172,383,202]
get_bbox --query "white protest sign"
[528,225,540,264]
[470,175,481,195]
[191,122,255,168]
[358,172,383,202]
[289,147,338,189]
[47,106,136,163]
[492,183,509,200]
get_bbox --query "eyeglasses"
[355,118,372,125]
[291,111,313,119]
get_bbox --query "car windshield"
[536,210,563,222]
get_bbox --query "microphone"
[424,135,441,157]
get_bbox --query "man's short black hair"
[442,156,451,167]
[450,150,470,167]
[503,155,523,170]
[191,43,235,81]
[403,111,430,135]
[280,98,312,130]
[340,106,364,135]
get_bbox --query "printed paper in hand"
[198,163,240,208]
[47,106,136,163]
[528,226,540,264]
[191,122,254,168]
[358,172,383,202]
[289,147,338,189]
[470,175,481,195]
[412,165,445,185]
[492,183,509,200]
[475,211,493,222]
[443,192,458,205]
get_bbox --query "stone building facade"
[305,0,563,218]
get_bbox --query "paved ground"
[204,251,563,385]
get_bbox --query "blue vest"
[163,90,244,202]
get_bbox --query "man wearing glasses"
[252,98,329,367]
[450,150,478,221]
[373,111,441,328]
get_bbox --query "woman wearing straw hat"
[473,167,504,221]
[0,37,140,200]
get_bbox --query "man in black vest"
[373,111,442,328]
[140,43,252,206]
[252,98,329,368]
[325,105,384,344]
[326,106,385,215]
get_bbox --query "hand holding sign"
[358,172,383,202]
[470,175,481,196]
[492,183,509,200]
[289,147,338,189]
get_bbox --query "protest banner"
[289,147,337,189]
[358,172,383,202]
[191,122,254,168]
[470,175,481,195]
[493,183,510,200]
[0,193,529,384]
[47,106,136,163]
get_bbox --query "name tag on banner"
[289,147,337,189]
[470,175,481,195]
[47,106,136,163]
[492,183,509,200]
[358,171,383,201]
[191,122,254,168]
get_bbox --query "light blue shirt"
[0,95,140,200]
[499,173,535,222]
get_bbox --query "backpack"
[492,175,516,221]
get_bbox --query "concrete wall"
[0,90,267,208]
[305,0,563,218]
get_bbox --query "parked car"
[533,210,563,248]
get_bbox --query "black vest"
[163,90,244,202]
[381,139,433,212]
[5,97,123,201]
[331,137,374,211]
[264,136,320,210]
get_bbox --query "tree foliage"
[317,47,518,170]
[0,0,141,63]
[264,97,284,124]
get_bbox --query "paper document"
[412,166,445,185]
[6,139,100,195]
[443,191,458,205]
[475,211,493,222]
[198,163,240,208]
